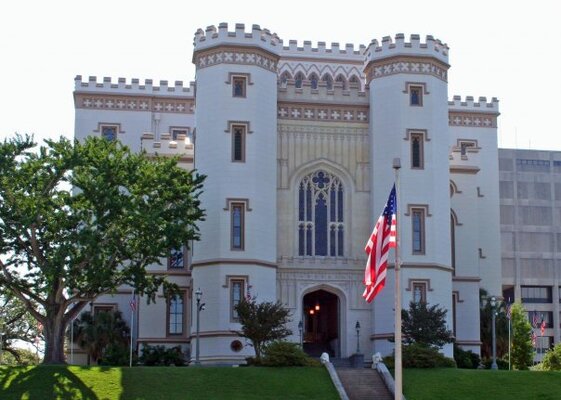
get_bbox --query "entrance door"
[302,290,339,357]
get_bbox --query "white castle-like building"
[73,23,502,364]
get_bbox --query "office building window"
[521,286,552,303]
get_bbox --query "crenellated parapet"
[279,40,366,62]
[74,75,195,97]
[278,79,368,106]
[364,34,449,83]
[448,95,499,128]
[74,75,195,114]
[140,132,194,163]
[193,23,281,71]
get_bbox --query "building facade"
[73,23,502,364]
[500,149,561,360]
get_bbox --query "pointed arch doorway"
[302,289,340,357]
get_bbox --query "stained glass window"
[298,170,344,256]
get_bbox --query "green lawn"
[0,365,339,400]
[404,368,561,400]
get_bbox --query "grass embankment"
[0,365,339,400]
[404,368,561,400]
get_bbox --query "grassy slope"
[404,368,561,400]
[0,365,339,400]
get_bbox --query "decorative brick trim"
[277,102,368,123]
[75,93,195,114]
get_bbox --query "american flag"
[363,185,397,303]
[532,312,539,328]
[506,303,512,320]
[130,291,137,312]
[531,331,537,347]
[541,318,546,336]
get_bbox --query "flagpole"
[130,289,134,368]
[393,158,402,400]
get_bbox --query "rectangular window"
[410,133,424,169]
[410,86,423,106]
[93,305,114,318]
[232,76,247,98]
[460,142,475,156]
[170,127,192,142]
[412,208,425,254]
[413,282,427,303]
[168,294,184,335]
[101,125,117,141]
[521,286,552,303]
[231,203,245,250]
[232,125,246,162]
[231,279,245,322]
[168,247,185,269]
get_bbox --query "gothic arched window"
[322,74,333,90]
[298,170,344,257]
[295,72,305,88]
[309,73,319,89]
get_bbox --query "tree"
[479,289,509,359]
[235,297,292,362]
[401,301,453,348]
[0,288,42,363]
[72,309,129,365]
[0,135,205,364]
[510,302,533,370]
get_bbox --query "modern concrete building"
[499,148,561,360]
[72,23,502,364]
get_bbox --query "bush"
[402,343,456,368]
[482,357,509,370]
[539,343,561,371]
[139,344,185,366]
[99,343,135,366]
[261,341,319,367]
[454,344,480,369]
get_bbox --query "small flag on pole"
[506,303,512,320]
[532,312,539,328]
[531,331,537,347]
[363,185,397,303]
[130,291,137,312]
[540,318,546,336]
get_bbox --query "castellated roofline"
[280,40,366,59]
[364,33,449,65]
[193,22,282,54]
[448,95,499,113]
[74,75,195,97]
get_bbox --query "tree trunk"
[42,311,67,364]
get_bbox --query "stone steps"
[336,367,393,400]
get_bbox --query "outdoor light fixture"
[298,320,303,348]
[490,296,498,370]
[355,321,361,353]
[315,303,320,311]
[194,288,204,366]
[309,309,315,315]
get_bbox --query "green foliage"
[539,343,561,371]
[0,288,42,363]
[0,348,41,366]
[510,302,533,370]
[139,344,185,366]
[481,357,510,370]
[0,135,205,363]
[401,301,454,348]
[401,343,456,368]
[453,344,481,369]
[235,297,292,361]
[260,341,319,367]
[72,310,130,365]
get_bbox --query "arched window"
[322,74,333,90]
[335,74,347,90]
[309,73,319,89]
[280,71,291,86]
[349,75,360,89]
[295,72,305,88]
[298,170,344,257]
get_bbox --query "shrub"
[540,343,561,371]
[482,357,509,370]
[261,341,318,367]
[99,343,135,366]
[402,343,456,368]
[453,344,480,369]
[139,344,185,366]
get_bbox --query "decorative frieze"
[74,94,195,114]
[194,48,278,72]
[365,56,448,83]
[448,112,497,128]
[277,102,368,123]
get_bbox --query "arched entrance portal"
[302,290,339,357]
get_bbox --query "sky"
[1,0,560,150]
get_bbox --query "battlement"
[193,23,282,54]
[279,40,366,61]
[448,95,499,113]
[364,33,449,65]
[74,75,195,98]
[140,132,194,160]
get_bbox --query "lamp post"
[355,321,361,354]
[490,296,498,370]
[298,320,303,348]
[194,288,204,366]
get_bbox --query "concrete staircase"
[336,367,393,400]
